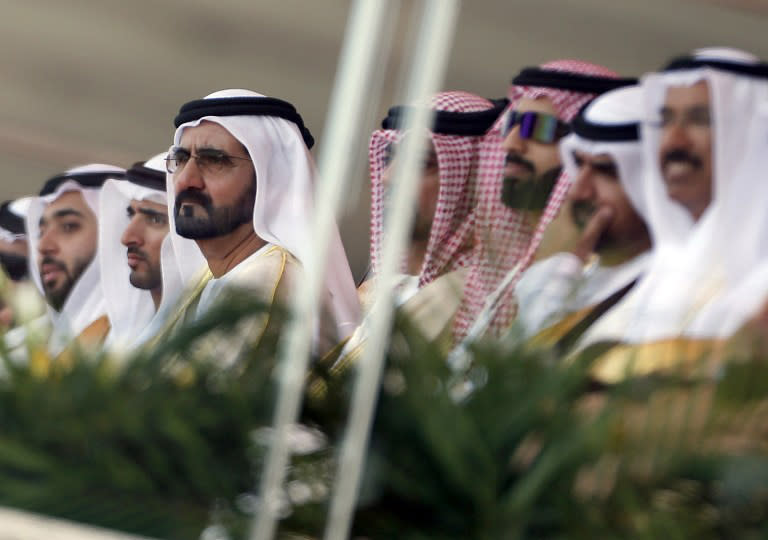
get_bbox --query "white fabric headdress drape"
[580,49,768,345]
[559,85,647,220]
[0,199,30,243]
[26,164,125,355]
[552,85,651,339]
[99,154,181,352]
[168,89,361,342]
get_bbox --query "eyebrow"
[592,161,618,170]
[199,144,250,156]
[192,145,224,153]
[54,208,85,219]
[39,208,85,226]
[138,207,168,219]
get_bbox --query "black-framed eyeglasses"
[501,110,571,144]
[165,146,252,175]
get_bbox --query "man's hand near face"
[571,206,614,263]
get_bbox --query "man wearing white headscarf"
[578,49,768,381]
[25,164,126,356]
[161,89,360,361]
[515,85,650,347]
[99,154,182,353]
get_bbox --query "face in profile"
[568,150,649,256]
[170,121,256,240]
[120,199,169,293]
[657,80,713,221]
[381,138,441,243]
[500,96,566,212]
[37,190,98,311]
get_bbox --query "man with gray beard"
[153,89,360,362]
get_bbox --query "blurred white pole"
[250,1,396,539]
[323,1,461,539]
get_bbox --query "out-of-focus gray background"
[2,0,766,275]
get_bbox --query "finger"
[572,206,613,262]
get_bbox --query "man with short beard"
[25,164,126,356]
[156,89,360,361]
[98,154,177,352]
[452,60,635,348]
[514,85,650,347]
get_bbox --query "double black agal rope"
[663,55,768,79]
[174,96,315,149]
[126,161,166,192]
[0,201,25,235]
[39,170,126,196]
[381,98,509,136]
[512,67,637,95]
[570,100,639,142]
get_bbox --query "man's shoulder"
[400,267,469,342]
[225,244,298,285]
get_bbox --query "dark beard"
[174,183,255,240]
[501,166,562,211]
[41,256,92,312]
[126,247,162,291]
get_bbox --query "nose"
[660,120,691,154]
[173,156,205,194]
[501,124,526,155]
[37,227,58,256]
[121,215,143,248]
[568,165,595,203]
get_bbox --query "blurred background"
[1,0,766,276]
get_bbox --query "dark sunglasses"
[501,110,571,144]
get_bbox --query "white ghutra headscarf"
[580,48,768,345]
[98,153,184,352]
[522,84,650,338]
[26,164,126,355]
[167,89,361,344]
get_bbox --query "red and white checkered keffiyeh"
[453,60,622,342]
[369,91,496,288]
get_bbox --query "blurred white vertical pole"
[323,1,461,539]
[250,1,396,539]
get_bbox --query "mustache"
[505,152,536,176]
[570,200,597,229]
[661,149,702,170]
[126,246,148,260]
[39,256,66,272]
[175,189,213,217]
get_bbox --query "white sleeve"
[514,253,584,337]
